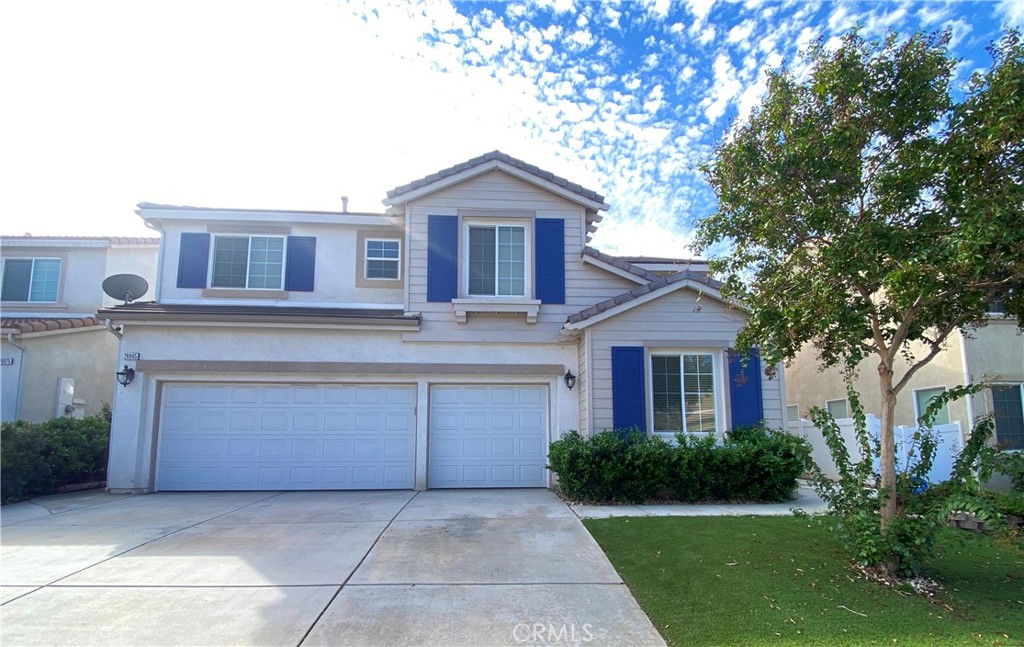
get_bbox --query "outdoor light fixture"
[564,369,576,390]
[116,365,135,388]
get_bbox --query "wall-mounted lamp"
[564,369,577,391]
[116,365,135,388]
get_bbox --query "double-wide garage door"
[157,384,416,490]
[156,382,549,491]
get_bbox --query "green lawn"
[584,516,1023,646]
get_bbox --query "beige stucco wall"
[963,319,1024,424]
[12,327,119,422]
[785,334,969,429]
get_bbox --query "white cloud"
[687,0,716,23]
[726,19,755,45]
[646,0,672,20]
[995,0,1024,26]
[703,53,742,122]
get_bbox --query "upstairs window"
[1,258,61,302]
[467,225,525,296]
[211,235,284,289]
[365,239,400,280]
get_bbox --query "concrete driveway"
[1,489,664,646]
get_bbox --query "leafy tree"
[693,28,1024,573]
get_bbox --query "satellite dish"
[102,274,149,304]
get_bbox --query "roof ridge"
[385,150,607,206]
[582,247,659,281]
[565,270,724,326]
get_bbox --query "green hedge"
[547,426,812,504]
[1,416,110,504]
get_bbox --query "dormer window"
[466,224,527,297]
[211,235,285,289]
[1,257,61,302]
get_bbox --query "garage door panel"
[158,384,415,491]
[428,385,548,488]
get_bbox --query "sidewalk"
[570,482,827,519]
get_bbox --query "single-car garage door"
[428,385,548,488]
[157,383,415,491]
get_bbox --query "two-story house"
[785,311,1024,451]
[99,151,785,493]
[1,236,159,422]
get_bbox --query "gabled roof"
[582,247,659,283]
[1,317,104,335]
[383,150,610,212]
[563,270,730,330]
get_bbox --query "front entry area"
[156,383,416,491]
[428,385,549,488]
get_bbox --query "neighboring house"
[1,236,159,422]
[99,151,784,493]
[785,311,1024,450]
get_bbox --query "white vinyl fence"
[787,414,963,484]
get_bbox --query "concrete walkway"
[1,489,665,646]
[570,482,828,518]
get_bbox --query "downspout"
[957,329,976,434]
[6,332,25,421]
[143,218,165,302]
[104,319,122,340]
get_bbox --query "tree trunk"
[877,361,899,574]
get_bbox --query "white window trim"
[912,385,951,427]
[208,234,287,290]
[1,257,62,303]
[647,349,727,442]
[825,398,849,419]
[461,220,532,299]
[363,238,401,281]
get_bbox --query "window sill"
[201,289,288,299]
[0,301,68,310]
[452,298,541,324]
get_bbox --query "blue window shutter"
[427,215,458,302]
[176,233,210,289]
[612,346,646,432]
[728,349,764,428]
[534,218,565,304]
[284,236,316,292]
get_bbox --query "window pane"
[682,353,716,433]
[914,387,950,426]
[30,259,61,301]
[652,356,682,432]
[992,384,1024,450]
[496,226,525,296]
[366,259,399,279]
[212,237,249,288]
[2,259,32,301]
[826,399,848,419]
[247,236,283,289]
[367,240,399,259]
[787,405,800,422]
[468,227,496,295]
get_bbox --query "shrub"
[549,426,810,504]
[1,421,52,503]
[41,416,110,487]
[0,415,110,504]
[547,429,671,503]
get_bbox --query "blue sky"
[2,0,1019,256]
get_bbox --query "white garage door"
[157,383,416,491]
[428,385,548,488]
